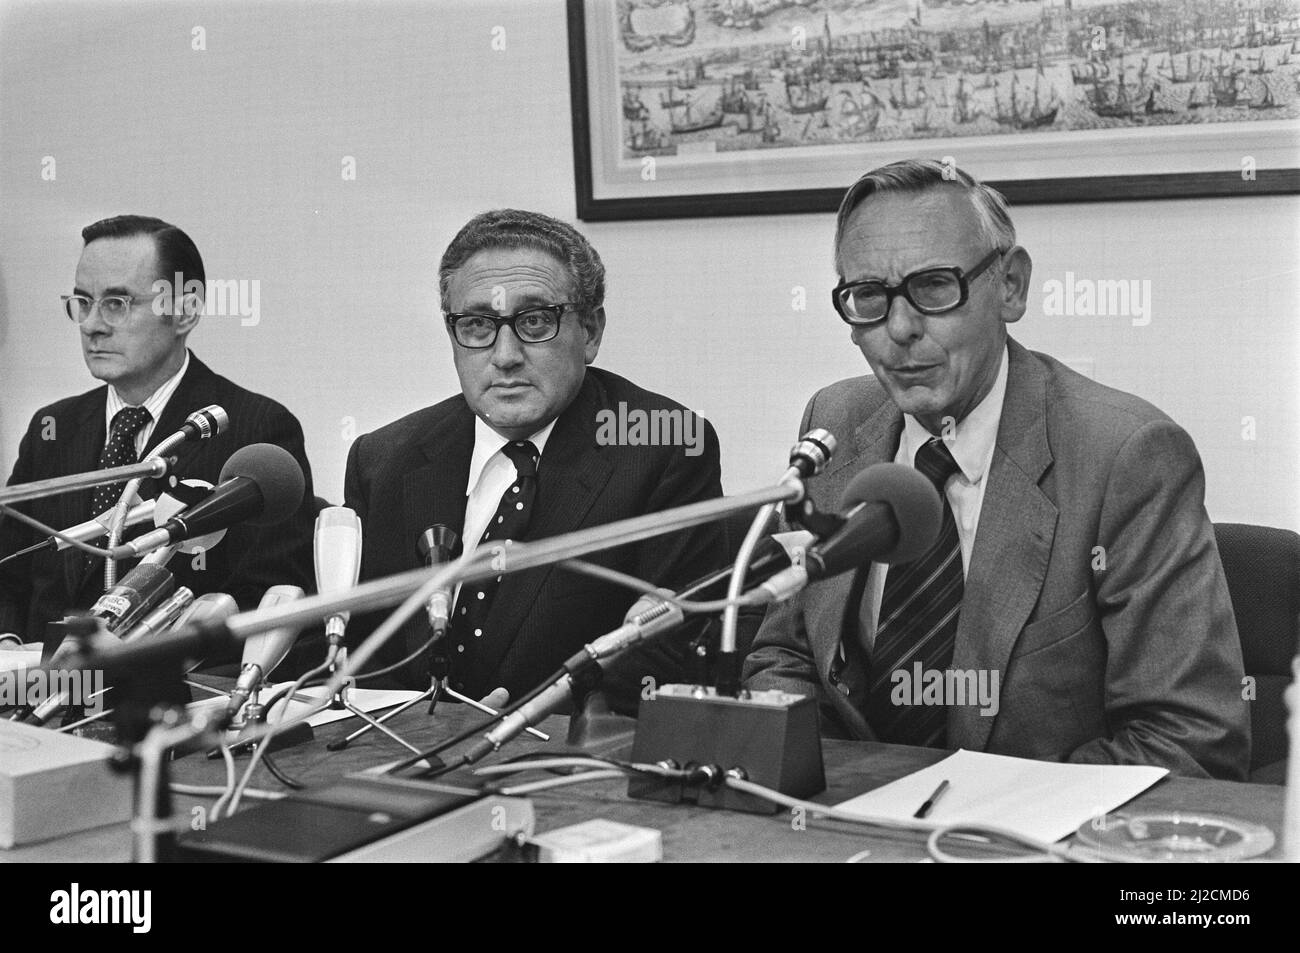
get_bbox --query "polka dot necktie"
[447,439,539,690]
[864,437,963,748]
[86,406,152,570]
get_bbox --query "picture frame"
[567,0,1300,220]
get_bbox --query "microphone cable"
[0,502,116,560]
[380,559,765,778]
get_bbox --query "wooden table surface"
[3,696,1287,863]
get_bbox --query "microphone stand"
[322,642,426,754]
[50,481,809,739]
[327,645,548,752]
[0,456,174,505]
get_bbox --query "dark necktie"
[86,406,152,570]
[448,439,539,692]
[864,437,963,747]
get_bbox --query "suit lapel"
[472,373,614,681]
[807,397,903,685]
[62,390,109,598]
[402,406,474,561]
[950,339,1057,751]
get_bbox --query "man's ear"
[173,293,203,335]
[581,306,606,364]
[998,246,1032,326]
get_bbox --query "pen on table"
[913,779,950,819]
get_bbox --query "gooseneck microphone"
[145,405,229,460]
[417,525,460,644]
[111,443,305,559]
[754,462,942,604]
[783,429,837,482]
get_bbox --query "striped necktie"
[864,436,963,747]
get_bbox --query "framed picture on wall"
[567,0,1300,220]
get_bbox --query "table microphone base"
[628,685,824,815]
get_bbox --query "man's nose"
[883,293,925,345]
[489,324,526,367]
[79,303,112,337]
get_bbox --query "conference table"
[3,696,1288,863]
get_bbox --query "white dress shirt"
[855,343,1009,651]
[103,349,191,456]
[455,416,558,607]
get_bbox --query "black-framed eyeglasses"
[831,248,1005,326]
[61,293,151,326]
[444,303,578,349]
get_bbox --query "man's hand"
[478,687,510,710]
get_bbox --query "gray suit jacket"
[743,338,1249,780]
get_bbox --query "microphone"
[144,404,228,460]
[677,531,816,603]
[24,569,179,723]
[417,525,460,644]
[48,498,156,551]
[86,562,177,637]
[171,592,240,631]
[315,507,362,646]
[753,463,942,604]
[463,600,686,763]
[226,585,306,722]
[120,586,196,644]
[148,480,223,555]
[782,429,836,482]
[111,443,305,559]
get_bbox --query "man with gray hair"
[344,209,724,715]
[743,159,1248,779]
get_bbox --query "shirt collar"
[104,348,191,429]
[466,415,557,495]
[899,342,1008,484]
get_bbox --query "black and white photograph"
[0,0,1296,906]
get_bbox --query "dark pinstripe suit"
[343,367,725,715]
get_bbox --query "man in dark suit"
[743,160,1249,780]
[345,209,724,715]
[0,215,316,655]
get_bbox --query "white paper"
[0,647,42,674]
[185,682,420,728]
[262,682,421,728]
[835,749,1168,843]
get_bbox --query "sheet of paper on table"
[834,749,1168,843]
[262,683,422,728]
[186,682,421,727]
[0,647,43,674]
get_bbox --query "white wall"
[2,0,1296,529]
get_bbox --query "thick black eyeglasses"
[444,303,578,349]
[832,248,1005,325]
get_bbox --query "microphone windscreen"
[315,506,362,594]
[218,443,305,526]
[172,592,239,630]
[839,462,942,564]
[240,585,305,675]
